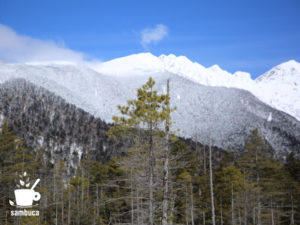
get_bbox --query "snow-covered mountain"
[0,58,300,153]
[95,53,254,87]
[95,53,300,121]
[255,60,300,122]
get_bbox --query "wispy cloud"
[0,24,92,64]
[140,24,168,48]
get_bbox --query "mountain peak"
[112,52,159,63]
[94,52,163,76]
[256,59,300,82]
[276,59,300,70]
[208,64,222,72]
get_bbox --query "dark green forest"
[0,78,299,225]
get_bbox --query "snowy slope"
[95,53,255,87]
[0,62,300,154]
[95,53,300,121]
[254,60,300,122]
[0,62,127,120]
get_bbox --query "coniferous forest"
[0,77,300,225]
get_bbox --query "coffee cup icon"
[13,178,41,207]
[14,189,41,206]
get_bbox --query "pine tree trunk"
[209,138,216,225]
[149,120,154,225]
[190,182,195,225]
[252,206,255,225]
[232,184,235,225]
[77,185,80,225]
[162,151,169,225]
[238,207,242,225]
[93,203,96,225]
[61,185,64,225]
[81,170,84,219]
[96,184,99,221]
[220,199,223,225]
[131,168,134,225]
[169,186,175,225]
[162,79,170,225]
[185,184,189,225]
[291,195,295,225]
[255,149,262,225]
[68,190,71,225]
[257,194,261,224]
[136,188,140,225]
[54,166,58,225]
[243,171,247,225]
[276,205,280,225]
[203,146,207,175]
[86,171,90,221]
[271,202,274,225]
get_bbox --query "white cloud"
[0,24,92,64]
[140,24,168,48]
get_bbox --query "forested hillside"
[0,78,299,224]
[0,79,116,166]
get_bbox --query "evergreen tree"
[285,152,300,184]
[0,123,37,222]
[109,77,175,224]
[238,129,287,224]
[215,165,244,224]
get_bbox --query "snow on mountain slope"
[254,60,300,120]
[94,53,164,76]
[0,63,130,121]
[159,54,255,88]
[95,53,255,88]
[0,62,300,154]
[95,53,300,121]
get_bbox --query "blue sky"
[0,0,299,78]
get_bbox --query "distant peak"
[105,52,159,63]
[284,59,298,64]
[94,52,163,76]
[277,59,300,68]
[129,52,158,59]
[256,59,300,82]
[271,59,300,72]
[209,64,222,71]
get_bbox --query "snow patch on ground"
[0,113,4,127]
[267,112,272,122]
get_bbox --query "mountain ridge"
[93,53,300,121]
[1,65,299,154]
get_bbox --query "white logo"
[9,172,41,208]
